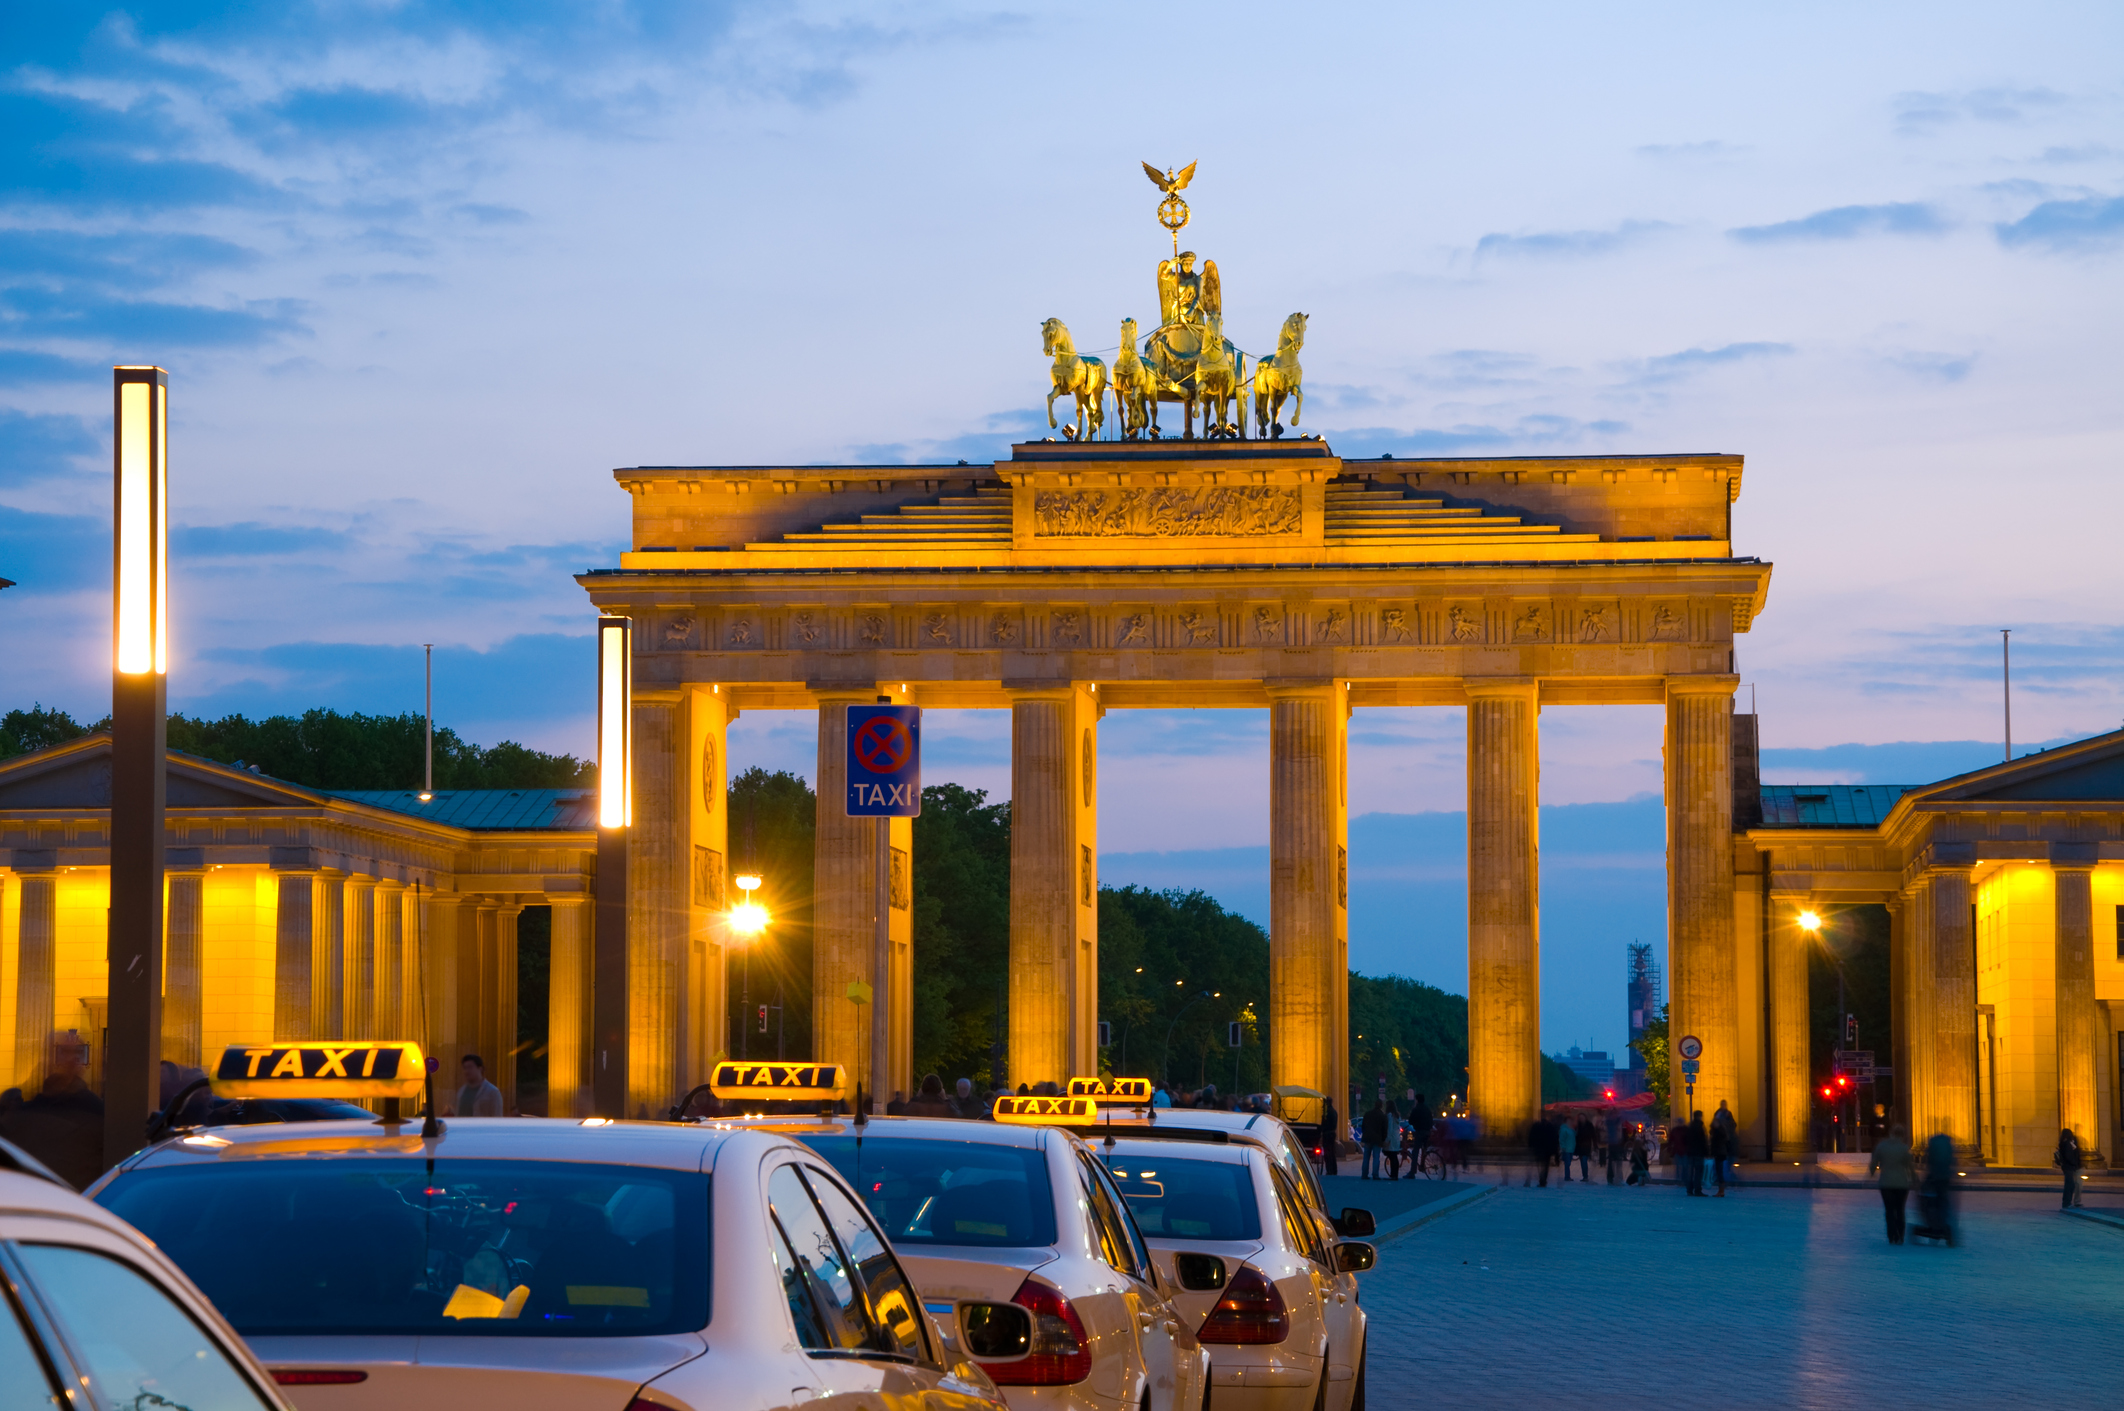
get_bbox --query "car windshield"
[97,1159,708,1337]
[801,1135,1058,1248]
[1100,1154,1261,1241]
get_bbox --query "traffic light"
[1098,1021,1112,1048]
[756,1005,768,1033]
[1227,1021,1243,1049]
[1836,1074,1850,1091]
[1821,1086,1834,1100]
[1844,1014,1858,1047]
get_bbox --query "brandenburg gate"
[576,169,1774,1134]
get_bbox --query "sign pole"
[845,695,921,1119]
[873,809,889,1114]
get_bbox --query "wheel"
[1348,1341,1366,1411]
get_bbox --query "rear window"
[1101,1155,1261,1241]
[97,1159,708,1337]
[801,1135,1057,1248]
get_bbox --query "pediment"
[0,736,326,811]
[1916,729,2124,806]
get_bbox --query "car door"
[1080,1151,1187,1411]
[1265,1163,1351,1401]
[1069,1148,1154,1403]
[766,1161,897,1411]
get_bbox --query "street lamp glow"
[729,899,771,936]
[113,368,168,675]
[735,874,762,892]
[1798,910,1822,933]
[597,616,632,829]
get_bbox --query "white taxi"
[1096,1137,1373,1411]
[88,1044,1011,1411]
[756,1098,1212,1411]
[0,1136,292,1411]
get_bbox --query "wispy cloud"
[1884,350,1975,382]
[173,522,355,558]
[1325,415,1631,459]
[1893,87,2067,135]
[1995,193,2124,251]
[1635,140,1746,160]
[1474,219,1672,260]
[1729,203,1950,243]
[0,408,99,487]
[1631,342,1793,384]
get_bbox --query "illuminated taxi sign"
[993,1095,1098,1125]
[211,1041,426,1100]
[1067,1076,1153,1104]
[709,1062,848,1101]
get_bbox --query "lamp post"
[107,365,169,1171]
[729,873,768,1060]
[592,616,631,1118]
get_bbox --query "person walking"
[1869,1122,1914,1244]
[1360,1100,1387,1180]
[2055,1128,2085,1209]
[1574,1116,1597,1182]
[1627,1129,1651,1186]
[1604,1111,1625,1185]
[1528,1115,1557,1187]
[1683,1111,1710,1196]
[1918,1132,1957,1243]
[1320,1097,1340,1177]
[1710,1100,1739,1195]
[452,1054,504,1117]
[1382,1101,1404,1180]
[1556,1113,1577,1182]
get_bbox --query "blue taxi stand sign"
[846,704,921,817]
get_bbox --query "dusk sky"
[3,3,2120,1056]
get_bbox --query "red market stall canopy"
[1544,1091,1657,1115]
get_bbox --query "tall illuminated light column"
[107,366,169,1171]
[592,616,632,1118]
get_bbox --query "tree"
[1099,887,1271,1094]
[0,705,90,758]
[164,709,590,790]
[907,783,1011,1086]
[1632,1002,1670,1116]
[724,767,817,1063]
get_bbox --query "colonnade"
[653,673,1742,1140]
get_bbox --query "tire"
[1349,1341,1366,1411]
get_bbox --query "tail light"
[1198,1264,1289,1345]
[272,1370,368,1385]
[982,1277,1092,1385]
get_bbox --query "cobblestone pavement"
[1355,1178,2124,1409]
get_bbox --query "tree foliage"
[1099,887,1271,1094]
[0,705,91,758]
[723,767,818,1064]
[1632,1002,1670,1115]
[907,783,1011,1087]
[1349,973,1467,1106]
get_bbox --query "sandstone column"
[688,685,731,1092]
[1902,879,1936,1139]
[1666,677,1739,1125]
[1928,866,1978,1155]
[1888,894,1909,1134]
[466,898,496,1071]
[1269,681,1347,1108]
[629,688,687,1117]
[813,690,878,1088]
[346,874,377,1040]
[273,869,315,1042]
[1008,684,1097,1087]
[2054,861,2101,1161]
[547,891,591,1117]
[12,874,55,1089]
[313,872,346,1039]
[496,902,522,1110]
[163,870,204,1067]
[374,879,405,1040]
[1768,892,1813,1160]
[1466,679,1540,1145]
[424,891,467,1068]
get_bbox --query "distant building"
[1558,1046,1615,1090]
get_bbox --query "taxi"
[87,1043,1012,1411]
[1096,1136,1373,1411]
[0,1135,292,1410]
[729,1086,1212,1411]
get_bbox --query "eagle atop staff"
[1142,160,1196,194]
[1144,160,1197,251]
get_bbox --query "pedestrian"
[1320,1097,1340,1177]
[907,1073,955,1118]
[1556,1113,1577,1182]
[885,1090,908,1115]
[1710,1099,1738,1194]
[1683,1111,1710,1196]
[1528,1115,1557,1187]
[2055,1128,2084,1209]
[1574,1116,1597,1182]
[1152,1084,1172,1108]
[1382,1101,1404,1180]
[452,1054,504,1117]
[950,1077,979,1118]
[0,1031,104,1190]
[1917,1132,1957,1243]
[1360,1100,1387,1179]
[1869,1122,1914,1244]
[1604,1111,1625,1185]
[1627,1130,1650,1186]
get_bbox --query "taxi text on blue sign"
[845,705,921,817]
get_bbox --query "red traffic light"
[1836,1075,1850,1088]
[1820,1086,1833,1099]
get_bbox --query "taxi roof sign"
[993,1095,1098,1125]
[709,1061,848,1101]
[211,1041,425,1101]
[1067,1076,1153,1104]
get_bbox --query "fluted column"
[163,871,204,1067]
[374,880,406,1041]
[1902,879,1937,1139]
[1666,677,1739,1126]
[1269,682,1346,1108]
[468,899,498,1069]
[12,874,56,1090]
[1768,892,1813,1159]
[1929,866,1978,1155]
[313,872,346,1039]
[688,685,730,1093]
[496,902,522,1111]
[273,869,316,1042]
[628,689,686,1117]
[1466,679,1540,1144]
[548,891,591,1117]
[2055,862,2101,1161]
[1888,895,1908,1133]
[1008,684,1097,1087]
[346,875,377,1041]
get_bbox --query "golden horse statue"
[1253,312,1306,438]
[1112,317,1160,439]
[1194,314,1243,438]
[1041,318,1108,441]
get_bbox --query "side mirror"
[1336,1241,1377,1273]
[958,1302,1032,1361]
[1334,1207,1376,1238]
[1173,1252,1228,1291]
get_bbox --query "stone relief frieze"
[727,617,756,647]
[1118,613,1151,645]
[990,612,1018,645]
[1650,604,1686,641]
[1053,611,1083,646]
[1180,610,1217,644]
[1578,605,1610,642]
[1381,608,1411,642]
[1320,608,1348,643]
[1448,606,1483,642]
[792,612,821,645]
[1254,607,1282,643]
[662,616,697,649]
[924,612,954,645]
[1513,606,1549,642]
[1033,486,1302,538]
[859,613,887,645]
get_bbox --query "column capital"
[1463,676,1539,703]
[1001,680,1085,701]
[1664,674,1740,701]
[633,686,684,705]
[1263,678,1339,701]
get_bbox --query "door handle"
[1138,1309,1156,1328]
